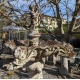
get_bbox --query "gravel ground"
[0,64,61,79]
[0,60,80,79]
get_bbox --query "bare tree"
[63,0,80,41]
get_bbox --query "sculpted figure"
[29,4,40,30]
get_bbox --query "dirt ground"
[0,60,80,79]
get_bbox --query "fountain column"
[26,4,45,78]
[27,30,45,79]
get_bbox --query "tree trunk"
[56,4,64,34]
[58,25,65,34]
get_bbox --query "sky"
[9,0,79,21]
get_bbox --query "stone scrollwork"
[6,40,76,70]
[2,39,77,79]
[5,46,44,79]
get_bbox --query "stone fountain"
[0,4,77,79]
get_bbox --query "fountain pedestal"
[27,30,44,79]
[28,30,41,47]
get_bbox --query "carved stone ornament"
[0,38,76,79]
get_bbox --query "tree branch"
[0,0,8,6]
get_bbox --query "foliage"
[53,27,60,34]
[53,24,68,34]
[39,28,47,33]
[72,34,80,38]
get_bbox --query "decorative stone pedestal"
[27,60,44,79]
[28,30,41,47]
[59,57,69,76]
[27,30,44,79]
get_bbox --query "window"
[40,23,43,26]
[49,27,52,30]
[46,24,48,26]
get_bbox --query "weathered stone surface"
[3,40,76,69]
[1,34,76,79]
[28,30,41,37]
[27,60,44,79]
[0,54,14,59]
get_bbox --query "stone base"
[27,60,44,79]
